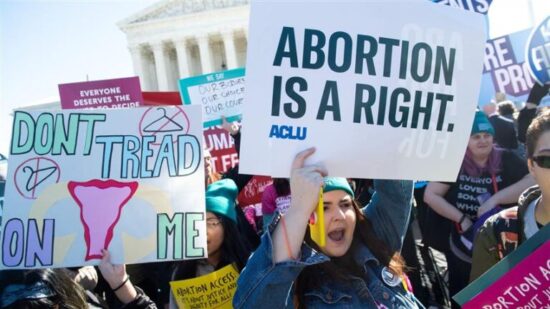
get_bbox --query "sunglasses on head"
[532,155,550,169]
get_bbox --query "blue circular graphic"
[527,16,550,85]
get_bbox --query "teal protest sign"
[179,68,245,127]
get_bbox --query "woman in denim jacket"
[233,148,423,308]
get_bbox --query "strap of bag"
[492,173,498,194]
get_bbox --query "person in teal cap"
[166,179,253,305]
[424,110,535,308]
[234,148,423,308]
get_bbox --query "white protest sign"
[180,68,245,127]
[239,0,487,181]
[2,106,206,269]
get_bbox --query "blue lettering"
[269,125,280,138]
[268,125,308,141]
[296,127,307,140]
[280,125,290,138]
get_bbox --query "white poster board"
[1,105,206,269]
[180,68,245,127]
[239,0,487,181]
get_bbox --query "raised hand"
[288,147,327,217]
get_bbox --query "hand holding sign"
[99,249,138,304]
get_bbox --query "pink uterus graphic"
[68,179,138,260]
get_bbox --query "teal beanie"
[471,111,495,136]
[205,179,238,223]
[323,177,354,198]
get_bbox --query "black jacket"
[489,114,518,149]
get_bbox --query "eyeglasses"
[206,217,222,229]
[532,155,550,169]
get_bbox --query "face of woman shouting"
[319,190,356,257]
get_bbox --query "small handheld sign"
[309,189,326,247]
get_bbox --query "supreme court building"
[118,0,250,91]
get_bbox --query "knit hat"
[323,177,355,198]
[205,179,238,223]
[471,111,495,136]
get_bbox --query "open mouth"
[328,228,345,242]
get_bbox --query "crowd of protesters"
[0,83,548,308]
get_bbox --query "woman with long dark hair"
[424,111,534,307]
[233,148,421,308]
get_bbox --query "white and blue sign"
[239,0,487,181]
[526,16,550,86]
[179,68,245,128]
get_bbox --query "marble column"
[128,45,148,89]
[174,39,191,78]
[151,42,169,91]
[222,30,238,69]
[197,35,213,74]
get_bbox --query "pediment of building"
[121,0,249,25]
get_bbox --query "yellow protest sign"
[170,264,239,309]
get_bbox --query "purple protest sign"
[482,34,535,97]
[59,77,143,110]
[462,241,550,309]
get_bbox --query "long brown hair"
[294,200,405,308]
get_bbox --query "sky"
[0,0,549,157]
[0,0,157,156]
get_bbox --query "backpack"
[491,207,520,260]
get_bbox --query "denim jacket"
[233,179,423,308]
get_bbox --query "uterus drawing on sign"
[67,179,138,261]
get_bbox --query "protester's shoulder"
[498,115,515,124]
[500,149,527,171]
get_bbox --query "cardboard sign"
[180,68,245,127]
[455,224,550,307]
[2,106,206,268]
[59,77,144,109]
[240,0,487,180]
[170,264,239,309]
